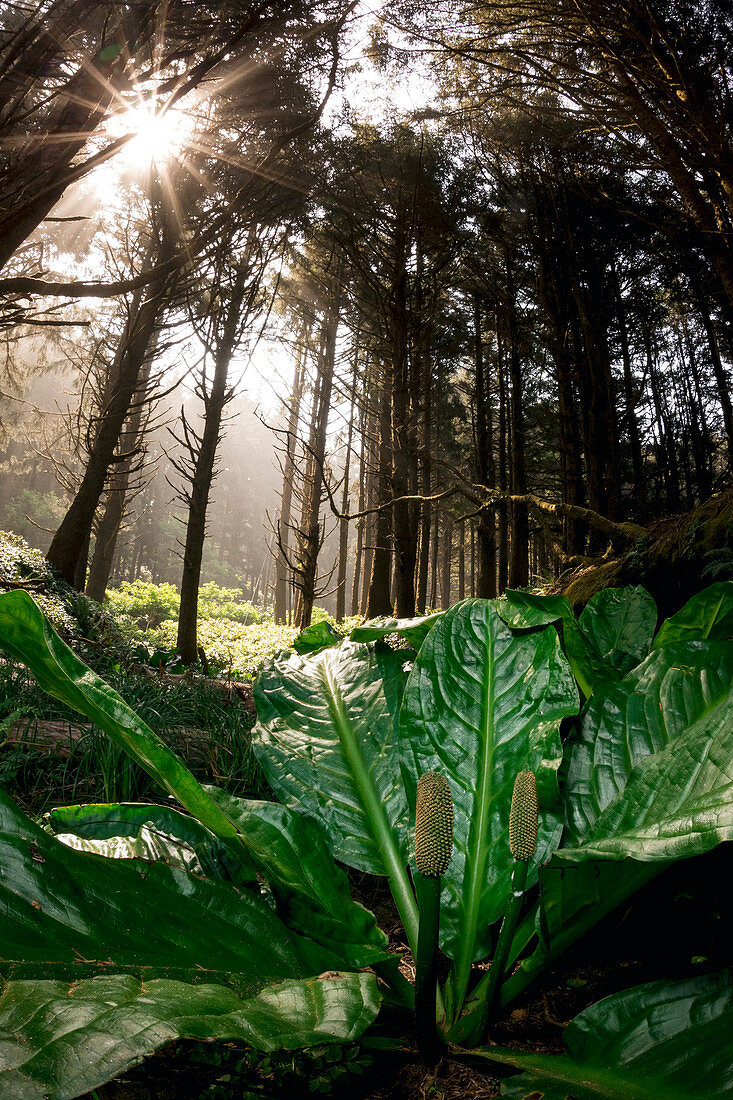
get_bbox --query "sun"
[107,96,194,168]
[123,101,184,164]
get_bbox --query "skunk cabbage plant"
[0,581,732,1097]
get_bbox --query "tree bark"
[46,215,178,585]
[177,260,248,664]
[612,266,648,523]
[497,331,509,592]
[366,363,393,618]
[388,203,418,617]
[273,327,308,622]
[440,513,453,609]
[698,295,733,470]
[473,294,497,596]
[296,278,340,629]
[506,253,529,588]
[335,353,357,620]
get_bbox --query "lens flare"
[122,101,184,164]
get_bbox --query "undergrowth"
[0,662,263,815]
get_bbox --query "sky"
[12,4,436,433]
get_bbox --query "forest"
[0,0,732,1097]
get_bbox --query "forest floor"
[77,846,730,1099]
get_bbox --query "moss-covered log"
[550,487,733,620]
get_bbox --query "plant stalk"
[465,858,528,1047]
[415,870,443,1064]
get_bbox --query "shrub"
[105,579,181,628]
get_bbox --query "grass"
[0,660,264,816]
[0,529,362,816]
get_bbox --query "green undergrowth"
[146,615,361,679]
[0,662,263,815]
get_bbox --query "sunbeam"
[112,97,194,167]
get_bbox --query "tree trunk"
[273,327,308,622]
[698,294,733,470]
[506,254,529,588]
[429,508,439,608]
[351,398,368,616]
[177,261,248,664]
[416,350,432,613]
[46,216,177,585]
[388,205,418,618]
[335,353,357,620]
[497,335,509,593]
[366,364,393,618]
[440,513,453,609]
[612,266,648,523]
[296,279,340,629]
[85,345,156,602]
[473,294,497,596]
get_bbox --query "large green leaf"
[399,599,578,1007]
[561,684,733,863]
[653,581,733,648]
[578,586,657,675]
[497,590,617,697]
[42,794,389,970]
[0,591,254,872]
[503,645,733,1006]
[482,970,733,1099]
[500,858,664,1008]
[0,787,341,988]
[293,620,343,654]
[202,786,391,969]
[349,611,444,649]
[42,801,248,883]
[252,640,418,949]
[564,641,733,845]
[0,971,379,1100]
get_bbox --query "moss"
[551,488,733,620]
[560,560,626,612]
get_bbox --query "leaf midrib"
[454,608,495,1009]
[319,660,418,954]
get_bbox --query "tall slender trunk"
[296,280,341,629]
[642,319,677,506]
[612,266,648,522]
[47,215,178,585]
[506,254,528,588]
[457,524,465,602]
[366,364,393,618]
[273,327,308,622]
[85,344,157,601]
[351,402,368,616]
[569,262,620,527]
[677,332,711,504]
[474,294,497,596]
[497,334,509,593]
[698,295,733,469]
[429,508,439,608]
[359,457,376,616]
[177,261,248,664]
[416,353,432,613]
[388,205,418,617]
[440,513,453,609]
[336,354,357,621]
